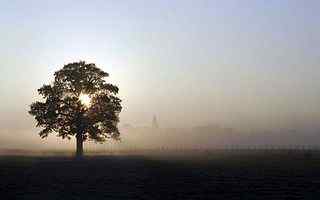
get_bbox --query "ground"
[1,150,320,199]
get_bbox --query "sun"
[79,93,91,107]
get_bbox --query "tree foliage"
[29,61,122,143]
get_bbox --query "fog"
[1,118,320,152]
[1,1,320,151]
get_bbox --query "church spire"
[152,115,159,128]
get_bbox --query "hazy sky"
[1,0,320,148]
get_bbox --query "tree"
[29,61,122,157]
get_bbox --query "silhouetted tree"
[29,61,122,157]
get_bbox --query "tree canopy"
[29,61,122,156]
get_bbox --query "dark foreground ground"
[1,151,320,200]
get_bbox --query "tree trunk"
[76,134,84,157]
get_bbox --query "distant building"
[121,123,133,129]
[152,115,159,128]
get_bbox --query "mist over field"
[1,122,320,151]
[1,0,320,152]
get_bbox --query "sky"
[0,0,320,149]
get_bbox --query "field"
[1,150,320,199]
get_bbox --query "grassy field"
[1,151,320,199]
